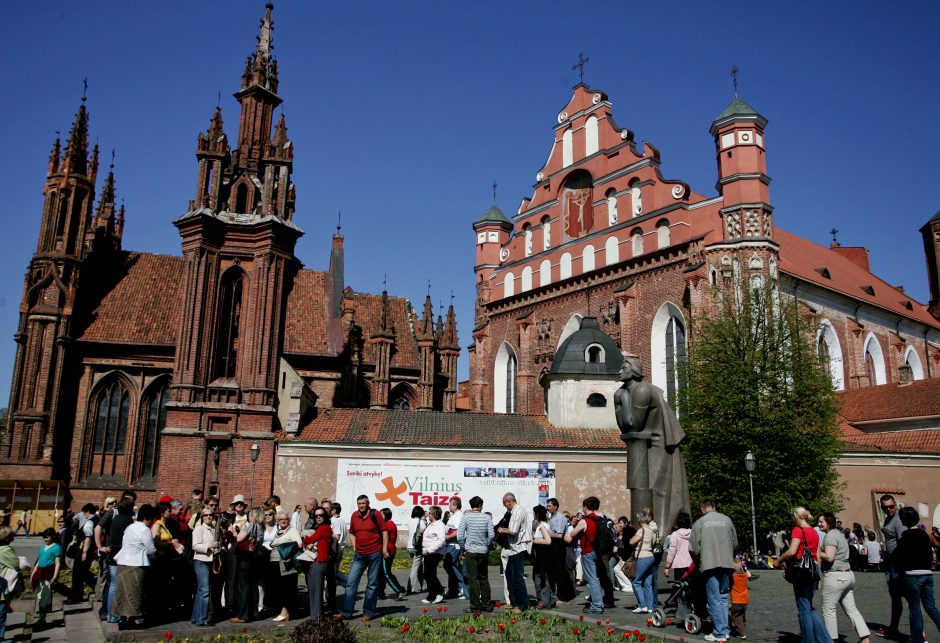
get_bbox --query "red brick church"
[0,4,459,507]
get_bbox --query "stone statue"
[614,355,690,533]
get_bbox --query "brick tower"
[1,99,101,478]
[161,3,302,502]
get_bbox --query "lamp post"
[744,450,758,564]
[249,443,260,507]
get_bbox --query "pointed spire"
[443,303,458,346]
[380,290,389,331]
[273,112,288,146]
[96,153,116,219]
[435,310,444,342]
[48,134,61,176]
[421,294,434,337]
[209,105,224,138]
[89,143,100,182]
[61,102,89,175]
[257,3,274,58]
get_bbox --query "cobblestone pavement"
[6,569,938,642]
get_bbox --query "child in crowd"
[730,554,750,639]
[896,507,940,643]
[31,528,64,624]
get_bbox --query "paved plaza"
[3,564,938,642]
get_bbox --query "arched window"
[389,383,415,410]
[521,266,533,292]
[562,128,573,167]
[539,259,552,287]
[214,269,244,380]
[606,190,618,226]
[234,182,249,213]
[586,393,607,407]
[494,342,518,414]
[541,216,552,251]
[523,223,533,257]
[630,180,643,217]
[605,236,619,266]
[904,346,925,380]
[816,320,845,390]
[585,344,604,363]
[139,384,169,480]
[560,253,572,280]
[863,333,886,386]
[582,245,595,273]
[91,380,131,477]
[631,228,644,256]
[390,397,410,410]
[651,303,687,406]
[657,219,670,249]
[503,272,515,297]
[585,116,599,156]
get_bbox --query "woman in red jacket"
[302,509,333,620]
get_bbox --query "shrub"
[291,617,357,643]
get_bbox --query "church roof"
[549,316,623,375]
[714,96,760,121]
[473,204,512,228]
[77,252,186,345]
[285,408,624,450]
[837,379,940,455]
[775,228,940,328]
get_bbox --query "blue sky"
[2,2,939,399]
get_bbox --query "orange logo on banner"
[375,476,407,506]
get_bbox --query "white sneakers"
[704,635,728,642]
[632,607,649,613]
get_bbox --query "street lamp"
[249,443,260,507]
[744,450,758,564]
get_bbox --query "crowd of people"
[1,489,940,643]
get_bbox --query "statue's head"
[619,356,643,382]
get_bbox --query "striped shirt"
[458,510,495,554]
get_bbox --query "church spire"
[60,100,89,176]
[90,152,123,251]
[420,294,434,337]
[47,135,61,176]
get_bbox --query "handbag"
[621,528,643,580]
[784,527,820,584]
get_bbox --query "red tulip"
[538,602,545,609]
[469,626,476,634]
[597,620,603,625]
[572,628,580,635]
[606,618,611,624]
[540,618,547,625]
[423,607,429,613]
[498,623,506,631]
[511,618,517,624]
[401,624,410,633]
[164,633,173,640]
[624,634,632,639]
[580,615,585,621]
[495,601,502,607]
[484,627,490,633]
[666,619,673,625]
[443,606,448,612]
[436,605,443,612]
[680,638,686,642]
[634,630,641,636]
[609,628,616,635]
[640,635,647,642]
[474,611,481,617]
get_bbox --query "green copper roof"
[474,204,512,227]
[715,96,760,121]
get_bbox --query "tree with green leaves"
[680,281,842,548]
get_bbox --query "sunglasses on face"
[882,504,896,510]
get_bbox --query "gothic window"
[234,182,249,213]
[139,384,169,480]
[91,380,130,476]
[863,333,886,386]
[521,266,533,292]
[657,219,671,249]
[539,259,552,287]
[651,303,687,406]
[503,272,515,297]
[214,270,244,380]
[55,194,69,238]
[390,397,410,410]
[585,116,599,156]
[605,236,620,266]
[631,228,644,256]
[817,320,845,390]
[904,346,925,380]
[560,253,573,280]
[494,342,518,414]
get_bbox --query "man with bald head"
[496,493,532,613]
[303,497,320,532]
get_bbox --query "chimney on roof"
[329,233,344,319]
[830,245,870,272]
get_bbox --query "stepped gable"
[285,408,624,449]
[77,252,186,345]
[283,269,333,355]
[776,227,940,327]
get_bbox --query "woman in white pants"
[407,507,426,595]
[818,512,870,643]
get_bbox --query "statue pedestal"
[623,430,655,522]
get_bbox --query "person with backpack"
[0,526,23,642]
[565,496,607,614]
[628,508,658,613]
[690,498,737,642]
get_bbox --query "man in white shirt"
[497,493,531,614]
[444,497,468,598]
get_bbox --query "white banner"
[335,458,556,532]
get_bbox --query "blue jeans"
[581,551,604,611]
[906,574,940,643]
[0,599,7,642]
[342,551,383,618]
[505,552,529,610]
[106,565,119,622]
[444,544,468,597]
[793,581,830,643]
[191,560,211,625]
[703,568,732,638]
[631,557,656,610]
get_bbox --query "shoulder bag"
[621,528,643,580]
[784,527,820,584]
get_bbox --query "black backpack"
[586,514,616,556]
[494,510,512,549]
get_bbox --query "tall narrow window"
[214,270,244,379]
[585,116,599,156]
[506,353,517,413]
[494,342,518,414]
[664,316,687,403]
[234,183,249,213]
[140,385,168,479]
[91,380,130,476]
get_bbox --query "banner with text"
[336,458,556,532]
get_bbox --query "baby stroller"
[650,562,709,634]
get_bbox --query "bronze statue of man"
[614,356,690,533]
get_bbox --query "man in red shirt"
[565,496,605,614]
[337,495,388,620]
